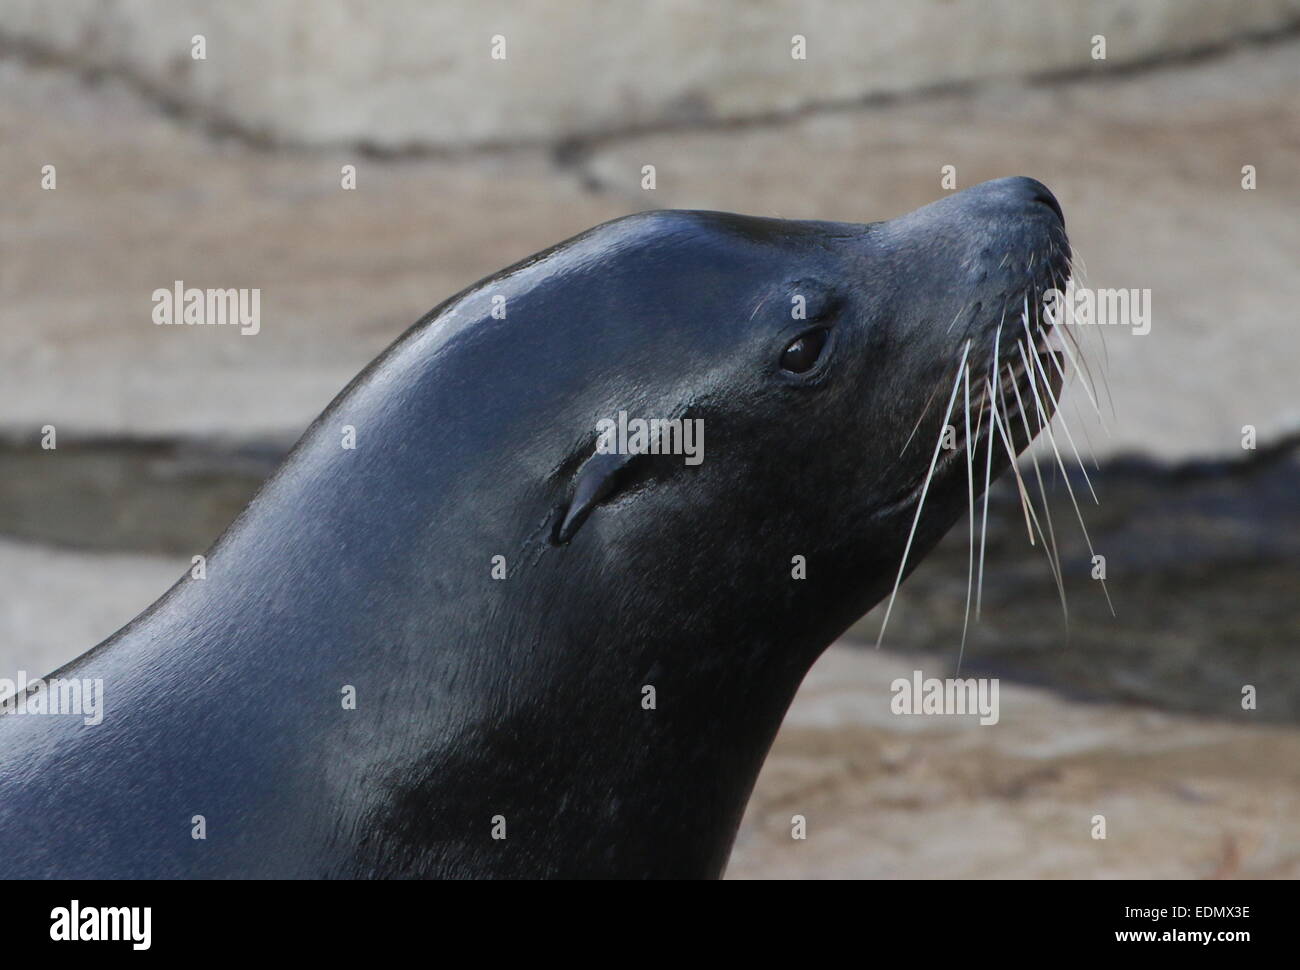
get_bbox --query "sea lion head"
[535,176,1070,653]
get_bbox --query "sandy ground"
[730,647,1300,879]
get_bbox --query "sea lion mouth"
[928,336,1062,486]
[876,299,1066,517]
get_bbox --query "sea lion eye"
[779,328,828,374]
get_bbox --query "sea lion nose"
[972,176,1065,228]
[877,176,1068,244]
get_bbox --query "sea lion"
[0,176,1070,878]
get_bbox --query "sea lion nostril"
[1031,186,1065,227]
[1015,178,1065,227]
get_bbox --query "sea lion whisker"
[1019,341,1116,617]
[1097,334,1118,422]
[1047,320,1100,419]
[946,303,969,334]
[971,382,988,445]
[1041,267,1099,461]
[899,379,945,457]
[987,377,1040,543]
[1047,301,1110,436]
[959,362,976,671]
[876,340,973,650]
[1063,251,1118,422]
[1021,314,1099,504]
[1025,304,1098,478]
[988,376,1035,546]
[1070,394,1103,472]
[974,323,1001,621]
[1007,358,1070,629]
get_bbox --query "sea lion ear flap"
[553,450,637,545]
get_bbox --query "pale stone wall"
[4,35,1297,459]
[3,0,1299,149]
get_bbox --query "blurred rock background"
[1,1,1297,878]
